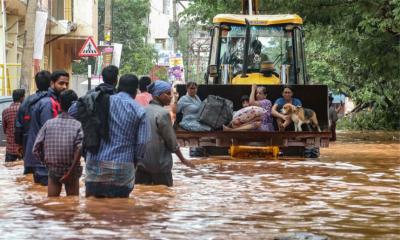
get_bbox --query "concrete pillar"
[0,0,7,94]
[6,15,21,90]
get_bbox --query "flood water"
[0,131,399,239]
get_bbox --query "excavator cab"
[206,14,306,85]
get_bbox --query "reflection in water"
[0,132,399,239]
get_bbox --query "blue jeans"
[85,182,133,198]
[33,166,48,186]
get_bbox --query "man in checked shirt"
[2,89,25,162]
[33,90,83,197]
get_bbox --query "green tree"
[100,0,156,75]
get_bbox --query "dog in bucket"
[281,103,321,132]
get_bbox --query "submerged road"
[0,131,399,239]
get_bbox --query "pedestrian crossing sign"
[78,36,100,57]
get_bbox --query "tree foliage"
[99,0,156,75]
[181,0,400,129]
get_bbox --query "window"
[155,39,167,50]
[51,0,72,21]
[218,25,294,79]
[162,0,170,15]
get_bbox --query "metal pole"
[88,64,92,91]
[248,0,253,15]
[172,0,178,52]
[104,0,112,45]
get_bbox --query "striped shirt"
[85,92,150,185]
[86,91,150,165]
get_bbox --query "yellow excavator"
[175,0,330,159]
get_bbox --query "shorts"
[5,153,20,162]
[135,167,173,187]
[33,166,48,186]
[85,182,133,198]
[49,166,82,184]
[23,166,35,175]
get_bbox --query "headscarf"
[147,80,171,97]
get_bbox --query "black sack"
[199,95,233,130]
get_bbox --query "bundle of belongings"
[223,106,267,131]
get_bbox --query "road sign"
[78,36,100,57]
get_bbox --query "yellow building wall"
[2,0,98,94]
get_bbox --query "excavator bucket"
[176,84,329,130]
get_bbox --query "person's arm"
[295,98,302,107]
[14,105,25,145]
[271,103,286,120]
[171,91,179,114]
[39,99,54,126]
[134,114,151,166]
[68,101,79,119]
[74,125,84,151]
[59,147,82,183]
[175,147,195,168]
[176,95,193,114]
[157,111,195,168]
[336,102,342,113]
[249,84,261,107]
[32,123,46,163]
[2,110,7,134]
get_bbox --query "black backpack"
[14,92,48,145]
[198,95,233,130]
[75,87,112,153]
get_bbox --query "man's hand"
[181,158,196,169]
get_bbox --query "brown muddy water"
[0,131,399,239]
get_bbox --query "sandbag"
[199,95,233,130]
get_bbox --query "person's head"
[241,95,249,108]
[147,80,172,106]
[102,65,119,86]
[117,74,139,98]
[60,89,78,112]
[329,96,334,106]
[50,70,69,95]
[251,40,262,54]
[35,70,51,91]
[139,76,152,92]
[256,86,267,101]
[186,82,198,97]
[282,86,294,101]
[12,89,25,103]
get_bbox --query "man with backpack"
[24,70,69,185]
[84,74,150,198]
[69,65,119,154]
[15,71,51,174]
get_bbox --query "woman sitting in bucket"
[224,84,274,131]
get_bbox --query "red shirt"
[2,102,22,155]
[135,92,153,107]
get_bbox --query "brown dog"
[281,103,321,132]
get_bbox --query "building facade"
[0,0,98,94]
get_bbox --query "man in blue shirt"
[25,70,69,185]
[85,74,150,198]
[271,86,302,131]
